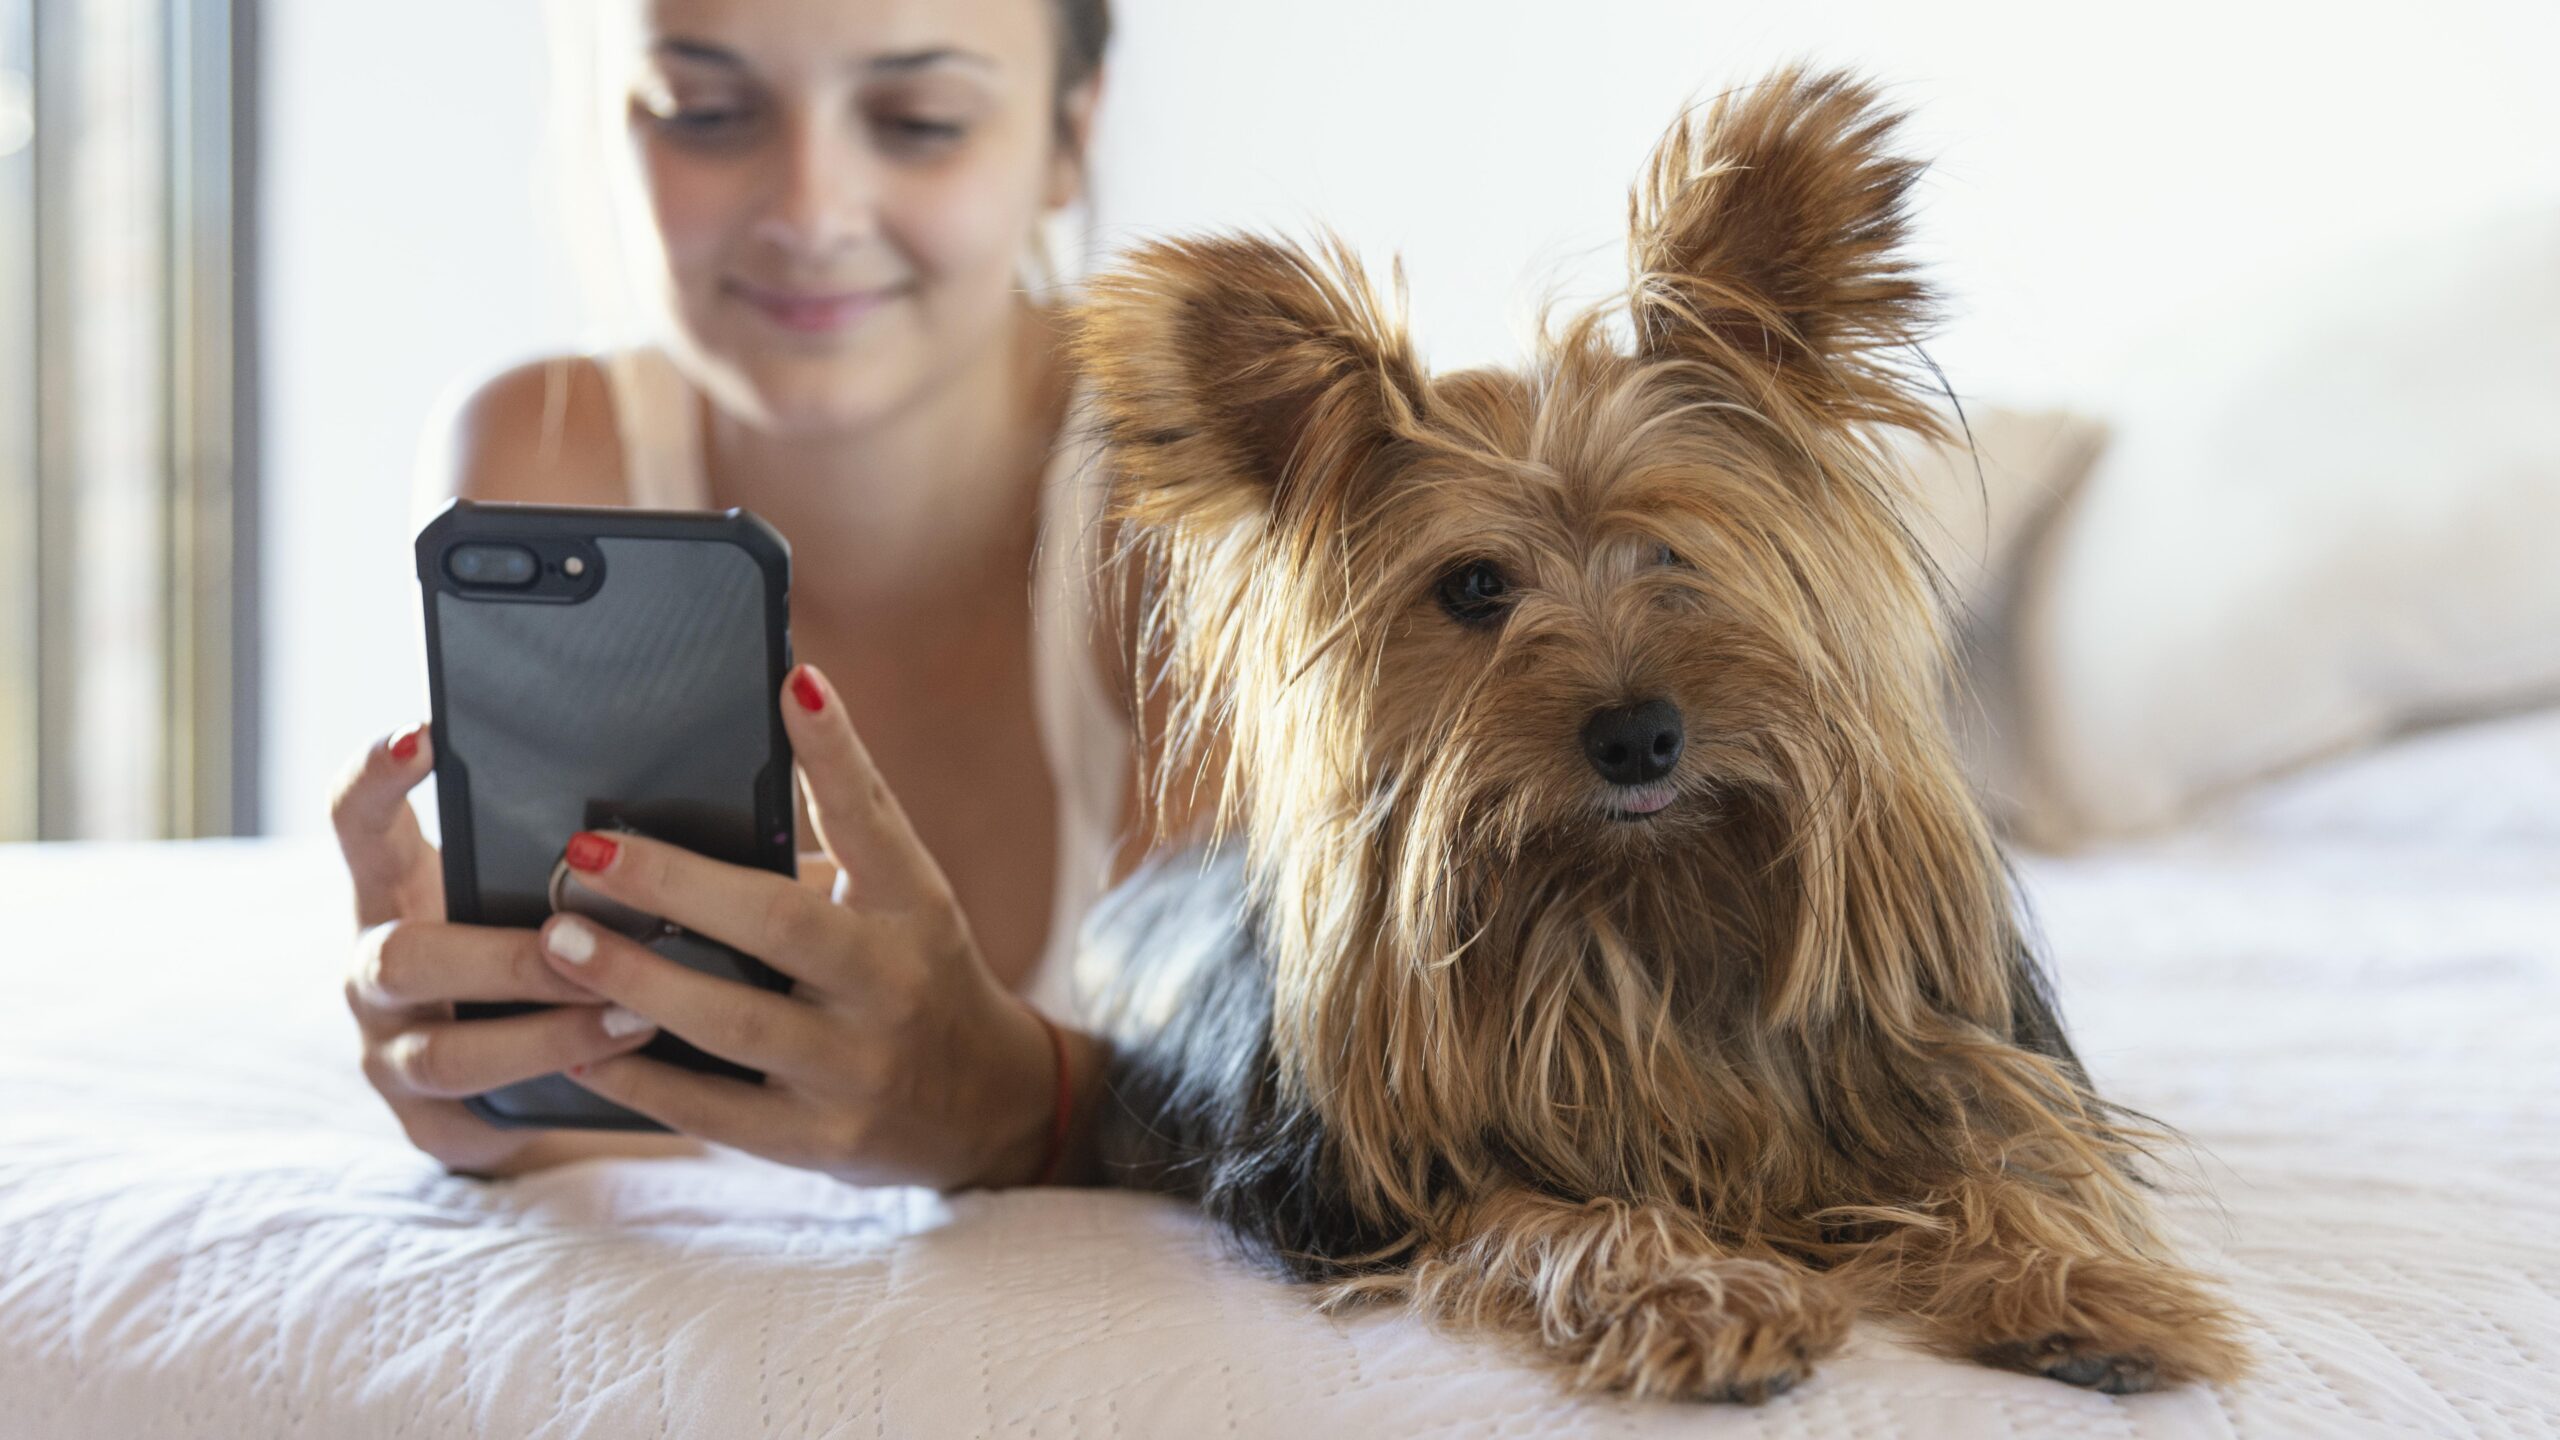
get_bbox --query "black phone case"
[415,499,796,1132]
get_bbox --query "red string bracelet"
[1024,1000,1072,1187]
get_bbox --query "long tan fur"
[1072,66,2248,1402]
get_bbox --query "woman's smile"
[723,276,910,335]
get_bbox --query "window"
[0,0,251,840]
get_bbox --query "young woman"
[327,0,1150,1190]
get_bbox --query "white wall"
[1085,0,2560,401]
[259,0,2560,836]
[261,1,577,836]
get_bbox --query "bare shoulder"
[428,354,630,508]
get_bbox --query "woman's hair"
[539,0,1114,347]
[1035,0,1113,289]
[1053,0,1113,112]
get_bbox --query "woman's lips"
[726,279,901,334]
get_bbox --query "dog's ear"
[1626,68,1941,435]
[1070,233,1425,540]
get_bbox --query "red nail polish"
[791,666,824,713]
[390,728,420,762]
[565,831,619,873]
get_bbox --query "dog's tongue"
[1618,787,1675,815]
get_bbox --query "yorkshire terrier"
[1065,67,2247,1404]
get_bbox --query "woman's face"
[615,0,1087,436]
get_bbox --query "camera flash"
[563,556,586,577]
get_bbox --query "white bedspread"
[3,711,2556,1438]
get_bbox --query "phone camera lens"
[446,543,540,588]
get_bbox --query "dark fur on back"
[1086,843,2088,1282]
[1084,847,1411,1281]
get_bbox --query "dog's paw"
[1569,1260,1852,1405]
[1980,1333,2162,1394]
[1964,1260,2249,1392]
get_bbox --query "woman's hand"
[530,663,1069,1191]
[330,723,665,1175]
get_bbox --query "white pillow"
[1892,409,2112,827]
[1997,206,2560,849]
[1896,406,2111,628]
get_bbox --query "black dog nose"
[1582,699,1684,786]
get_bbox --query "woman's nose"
[753,110,875,260]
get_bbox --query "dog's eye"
[1653,542,1687,568]
[1435,561,1512,626]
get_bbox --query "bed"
[3,707,2555,1438]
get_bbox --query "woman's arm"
[981,534,1225,1191]
[962,1020,1116,1189]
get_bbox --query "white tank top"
[594,343,1128,1025]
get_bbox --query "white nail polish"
[601,1006,654,1039]
[548,916,596,964]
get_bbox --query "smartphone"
[415,498,797,1131]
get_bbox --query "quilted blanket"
[3,710,2556,1437]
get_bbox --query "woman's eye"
[1435,561,1512,627]
[875,115,967,149]
[645,100,758,141]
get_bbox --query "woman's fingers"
[330,722,443,929]
[350,916,605,1020]
[779,664,945,911]
[329,722,428,854]
[370,1001,659,1101]
[563,1053,806,1166]
[795,850,840,898]
[553,827,896,1001]
[391,1100,528,1177]
[535,913,843,1081]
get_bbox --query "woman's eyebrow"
[653,37,746,68]
[650,37,998,75]
[866,47,998,75]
